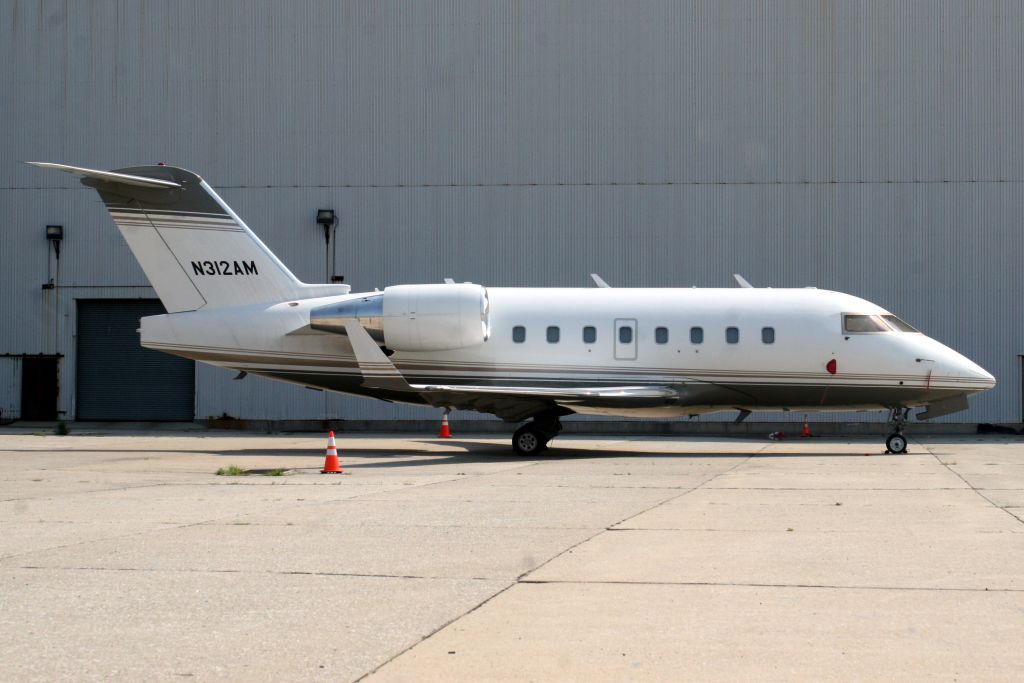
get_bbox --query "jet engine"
[309,283,490,352]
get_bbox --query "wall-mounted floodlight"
[316,210,340,282]
[46,224,63,259]
[316,209,337,242]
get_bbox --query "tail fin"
[28,162,349,312]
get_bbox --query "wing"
[340,319,679,420]
[417,383,678,421]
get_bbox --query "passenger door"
[614,318,638,360]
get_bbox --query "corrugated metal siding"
[0,358,21,420]
[2,1,1022,423]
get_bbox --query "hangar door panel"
[76,300,194,420]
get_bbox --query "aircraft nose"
[949,354,996,390]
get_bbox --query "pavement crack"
[12,565,501,581]
[352,580,519,682]
[602,447,762,530]
[352,455,759,681]
[516,578,1024,593]
[922,443,1024,527]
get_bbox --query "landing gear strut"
[885,407,910,454]
[512,413,563,456]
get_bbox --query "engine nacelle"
[309,283,490,352]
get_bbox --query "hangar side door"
[76,299,195,421]
[614,318,637,361]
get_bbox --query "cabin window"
[882,315,920,333]
[690,326,703,344]
[512,325,526,343]
[655,327,669,344]
[619,326,633,344]
[582,326,596,343]
[761,327,775,344]
[843,314,889,333]
[546,326,560,343]
[726,327,739,344]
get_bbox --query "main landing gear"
[885,407,910,454]
[512,413,564,456]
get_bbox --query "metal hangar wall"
[1,1,1021,425]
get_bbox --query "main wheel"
[886,432,908,454]
[512,424,548,456]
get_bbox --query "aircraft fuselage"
[140,286,994,419]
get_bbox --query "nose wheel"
[885,407,910,454]
[885,432,908,455]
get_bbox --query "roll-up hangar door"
[76,300,195,420]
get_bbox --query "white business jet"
[30,162,995,455]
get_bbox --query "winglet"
[342,319,414,392]
[26,161,182,189]
[590,273,611,288]
[733,274,754,288]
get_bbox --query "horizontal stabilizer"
[26,162,182,189]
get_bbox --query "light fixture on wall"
[46,224,63,259]
[42,224,64,290]
[316,209,344,283]
[316,209,336,241]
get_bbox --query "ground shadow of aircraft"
[214,439,891,467]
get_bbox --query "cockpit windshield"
[842,314,890,333]
[881,314,920,333]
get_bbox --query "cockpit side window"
[842,314,890,333]
[882,314,920,333]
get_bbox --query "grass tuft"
[216,465,246,476]
[264,468,287,477]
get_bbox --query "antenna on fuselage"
[733,274,754,288]
[590,273,611,288]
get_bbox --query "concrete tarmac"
[0,431,1021,681]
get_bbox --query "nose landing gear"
[885,407,910,454]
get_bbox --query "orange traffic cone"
[801,417,812,438]
[320,431,343,474]
[438,412,452,438]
